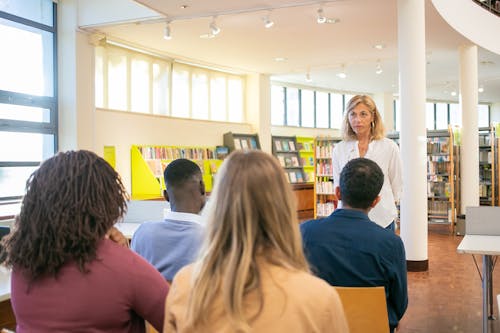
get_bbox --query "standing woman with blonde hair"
[164,150,348,333]
[332,95,402,231]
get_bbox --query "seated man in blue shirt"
[300,157,408,333]
[131,159,206,283]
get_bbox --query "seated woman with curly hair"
[0,150,169,333]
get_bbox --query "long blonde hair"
[341,94,385,140]
[186,150,309,331]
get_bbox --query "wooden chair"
[334,286,390,333]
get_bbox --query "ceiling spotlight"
[317,8,327,24]
[373,43,386,50]
[163,22,172,40]
[306,72,312,82]
[451,91,457,97]
[209,17,220,36]
[375,61,383,75]
[336,65,347,79]
[263,12,274,28]
[478,85,484,93]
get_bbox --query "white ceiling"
[85,0,500,104]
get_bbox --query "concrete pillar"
[398,0,428,271]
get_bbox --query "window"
[449,103,461,127]
[435,103,448,129]
[270,84,346,129]
[0,1,57,215]
[96,47,245,123]
[426,103,435,130]
[478,104,490,127]
[301,89,314,128]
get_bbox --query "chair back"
[334,286,390,333]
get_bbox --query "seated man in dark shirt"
[300,158,408,333]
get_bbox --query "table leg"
[488,255,495,320]
[483,255,489,333]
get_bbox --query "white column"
[246,74,272,153]
[398,0,428,270]
[459,45,479,212]
[58,0,96,151]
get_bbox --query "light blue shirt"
[131,211,204,281]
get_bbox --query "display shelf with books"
[223,132,261,152]
[314,136,341,218]
[427,128,459,230]
[478,127,495,206]
[271,135,306,184]
[296,136,315,183]
[130,145,223,200]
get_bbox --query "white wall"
[95,109,253,192]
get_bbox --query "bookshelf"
[271,135,306,184]
[314,136,340,218]
[427,128,459,229]
[478,127,495,206]
[296,136,315,183]
[130,145,223,200]
[223,132,261,152]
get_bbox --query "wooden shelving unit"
[314,136,340,218]
[271,135,306,184]
[478,126,495,206]
[223,132,261,152]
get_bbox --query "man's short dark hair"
[164,159,202,188]
[339,158,384,209]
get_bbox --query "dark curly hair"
[0,150,128,281]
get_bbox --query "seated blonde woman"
[163,150,349,333]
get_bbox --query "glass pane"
[435,103,448,129]
[0,166,38,198]
[210,76,226,121]
[395,99,401,132]
[426,103,435,130]
[330,93,343,129]
[0,132,54,161]
[478,104,489,127]
[192,72,209,120]
[228,78,243,123]
[95,47,104,108]
[286,88,299,126]
[271,86,285,126]
[107,52,127,111]
[316,92,329,129]
[0,0,53,26]
[0,103,50,122]
[131,58,150,113]
[344,94,355,105]
[0,18,54,96]
[449,103,461,127]
[301,90,314,127]
[172,69,189,118]
[152,62,169,115]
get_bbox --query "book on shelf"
[282,140,290,151]
[289,141,296,151]
[234,138,242,150]
[277,155,286,167]
[241,139,249,149]
[275,140,282,151]
[289,171,297,183]
[284,157,293,167]
[249,137,258,149]
[296,172,304,183]
[291,156,300,167]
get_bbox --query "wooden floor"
[398,225,500,333]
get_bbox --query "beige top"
[163,261,349,333]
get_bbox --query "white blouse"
[332,137,403,228]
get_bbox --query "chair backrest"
[334,286,390,333]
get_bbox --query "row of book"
[316,180,335,194]
[427,182,451,198]
[286,170,305,184]
[274,139,297,152]
[427,139,450,154]
[316,161,334,177]
[479,151,492,163]
[479,183,492,198]
[315,144,335,159]
[146,159,210,177]
[427,161,450,174]
[277,154,300,168]
[428,200,451,217]
[233,137,259,150]
[140,146,216,160]
[297,142,314,152]
[316,202,336,217]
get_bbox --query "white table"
[457,234,500,333]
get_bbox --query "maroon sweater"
[11,239,169,333]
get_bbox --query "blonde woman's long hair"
[186,150,309,331]
[341,94,385,140]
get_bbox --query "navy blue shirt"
[300,209,408,331]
